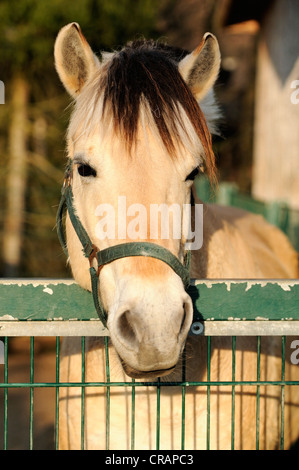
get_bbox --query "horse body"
[54,23,299,449]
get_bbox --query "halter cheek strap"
[56,162,191,327]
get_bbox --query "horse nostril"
[116,309,136,344]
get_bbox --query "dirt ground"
[0,338,57,450]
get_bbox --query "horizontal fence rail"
[0,279,299,336]
[1,278,299,450]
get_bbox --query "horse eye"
[77,164,97,177]
[185,168,199,182]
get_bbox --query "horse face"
[55,23,220,378]
[65,131,195,379]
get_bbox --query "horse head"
[54,23,220,378]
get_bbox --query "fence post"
[266,201,282,227]
[216,183,238,206]
[194,176,213,202]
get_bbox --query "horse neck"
[189,198,248,279]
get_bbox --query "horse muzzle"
[107,288,193,379]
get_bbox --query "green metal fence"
[1,279,299,450]
[195,177,299,252]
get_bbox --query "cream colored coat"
[59,202,299,450]
[54,23,299,450]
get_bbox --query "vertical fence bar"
[81,336,86,450]
[104,337,110,450]
[280,336,286,450]
[231,336,236,450]
[29,337,34,450]
[256,336,261,450]
[55,337,60,450]
[206,336,211,450]
[131,379,135,450]
[156,378,161,450]
[3,337,8,450]
[217,182,238,206]
[181,347,186,450]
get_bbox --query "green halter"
[56,161,191,328]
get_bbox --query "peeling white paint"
[279,284,291,291]
[194,280,214,288]
[43,287,53,295]
[0,314,16,320]
[245,281,267,291]
[245,280,298,291]
[255,316,269,321]
[194,280,236,290]
[0,279,76,287]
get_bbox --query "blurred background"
[1,0,299,279]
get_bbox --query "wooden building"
[221,0,299,209]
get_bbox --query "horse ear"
[54,23,100,97]
[179,33,221,101]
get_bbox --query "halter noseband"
[56,161,191,327]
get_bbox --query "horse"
[54,23,299,449]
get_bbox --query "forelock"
[69,39,217,185]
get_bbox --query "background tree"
[0,0,161,277]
